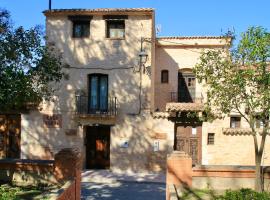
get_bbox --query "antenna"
[156,24,162,35]
[49,0,52,10]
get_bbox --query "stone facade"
[17,8,174,173]
[3,8,270,172]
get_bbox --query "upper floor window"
[73,21,90,38]
[207,133,215,145]
[106,20,125,39]
[161,70,169,83]
[230,117,241,128]
[68,15,92,38]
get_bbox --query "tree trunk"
[255,153,263,192]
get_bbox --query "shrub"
[0,185,19,200]
[217,188,270,200]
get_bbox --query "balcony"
[75,95,117,125]
[166,92,204,113]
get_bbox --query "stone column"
[166,151,192,200]
[54,148,82,200]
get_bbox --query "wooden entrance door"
[0,115,21,159]
[85,126,110,169]
[175,125,202,165]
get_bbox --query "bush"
[0,185,18,200]
[217,188,270,200]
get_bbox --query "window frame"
[106,20,125,39]
[207,133,215,145]
[72,20,90,38]
[230,116,241,128]
[161,70,169,83]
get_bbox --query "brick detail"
[166,151,192,200]
[54,148,82,200]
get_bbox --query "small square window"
[207,133,215,145]
[107,20,125,39]
[73,21,90,38]
[188,77,196,87]
[161,70,169,83]
[230,117,241,128]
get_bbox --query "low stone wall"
[166,151,270,200]
[0,159,55,186]
[0,148,82,200]
[193,165,270,191]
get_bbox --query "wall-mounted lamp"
[139,50,148,65]
[135,37,149,73]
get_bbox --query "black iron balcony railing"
[170,92,204,103]
[75,95,117,116]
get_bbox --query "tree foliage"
[0,9,66,111]
[194,26,270,191]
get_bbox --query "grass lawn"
[180,188,219,200]
[0,184,49,200]
[179,188,270,200]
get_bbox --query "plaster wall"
[20,12,174,172]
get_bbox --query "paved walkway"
[81,170,166,200]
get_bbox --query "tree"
[194,26,270,192]
[0,9,66,111]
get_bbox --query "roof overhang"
[43,8,154,17]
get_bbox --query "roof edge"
[43,8,154,15]
[157,36,232,40]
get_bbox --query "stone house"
[0,8,270,172]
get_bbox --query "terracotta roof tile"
[223,128,253,135]
[166,103,204,112]
[223,128,269,136]
[157,36,230,40]
[43,8,154,14]
[152,112,170,119]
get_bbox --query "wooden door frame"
[174,122,202,165]
[85,125,111,169]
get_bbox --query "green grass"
[180,188,218,200]
[0,184,47,200]
[179,188,270,200]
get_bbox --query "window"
[187,77,196,87]
[72,21,90,38]
[106,20,125,39]
[254,116,269,129]
[161,70,169,83]
[255,119,264,129]
[207,133,215,145]
[230,117,241,128]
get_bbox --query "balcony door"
[88,74,108,113]
[178,72,196,102]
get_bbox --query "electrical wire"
[63,66,134,70]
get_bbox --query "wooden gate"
[175,125,202,165]
[0,115,21,159]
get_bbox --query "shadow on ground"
[81,181,165,200]
[82,170,166,183]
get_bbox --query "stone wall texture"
[16,10,270,173]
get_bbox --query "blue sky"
[1,0,270,39]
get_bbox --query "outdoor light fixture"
[135,37,149,73]
[139,50,148,65]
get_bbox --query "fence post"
[166,151,192,200]
[54,148,82,200]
